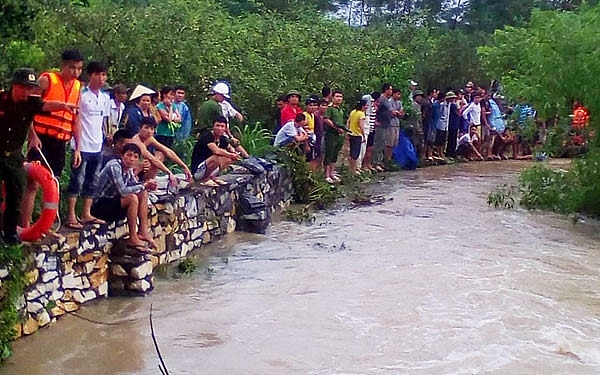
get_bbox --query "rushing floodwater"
[3,160,600,375]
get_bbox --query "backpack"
[239,156,266,175]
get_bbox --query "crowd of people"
[272,80,548,183]
[0,49,251,249]
[0,48,591,248]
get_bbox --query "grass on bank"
[0,244,27,363]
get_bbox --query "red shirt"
[280,104,303,126]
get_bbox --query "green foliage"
[232,123,273,157]
[519,164,580,213]
[542,118,571,157]
[519,117,538,143]
[0,40,46,87]
[177,257,198,275]
[272,147,339,207]
[0,244,26,362]
[308,178,339,209]
[284,205,315,223]
[171,136,196,166]
[479,4,600,132]
[487,184,517,209]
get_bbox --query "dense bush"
[519,149,600,217]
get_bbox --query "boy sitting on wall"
[190,116,241,187]
[91,143,158,251]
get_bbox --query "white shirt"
[219,101,240,125]
[361,94,373,136]
[462,102,481,126]
[274,120,305,147]
[437,102,450,131]
[76,87,111,153]
[109,98,125,134]
[458,133,478,146]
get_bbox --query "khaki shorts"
[385,126,400,148]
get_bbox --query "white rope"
[33,146,62,232]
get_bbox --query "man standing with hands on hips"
[0,68,78,245]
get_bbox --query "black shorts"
[366,131,375,147]
[456,143,470,156]
[435,130,448,146]
[155,135,175,148]
[349,135,362,160]
[30,134,67,177]
[91,196,127,222]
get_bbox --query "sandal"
[200,180,219,187]
[64,221,84,230]
[128,244,152,253]
[81,217,106,225]
[211,177,228,186]
[325,177,334,184]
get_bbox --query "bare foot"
[126,239,151,253]
[138,232,158,249]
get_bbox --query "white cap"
[410,80,418,86]
[212,82,230,98]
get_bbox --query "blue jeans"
[66,151,102,198]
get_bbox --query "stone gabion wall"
[9,166,293,338]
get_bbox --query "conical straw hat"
[129,84,156,101]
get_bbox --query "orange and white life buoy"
[18,162,59,242]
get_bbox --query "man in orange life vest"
[0,69,78,245]
[571,101,590,131]
[21,49,84,229]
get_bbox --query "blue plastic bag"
[393,130,418,170]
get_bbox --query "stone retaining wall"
[3,166,293,338]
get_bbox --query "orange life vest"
[33,72,81,141]
[572,106,590,130]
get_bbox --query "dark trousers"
[0,153,26,237]
[447,126,459,157]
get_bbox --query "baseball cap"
[11,68,39,87]
[412,90,424,98]
[212,82,230,98]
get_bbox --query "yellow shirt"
[348,109,365,137]
[304,111,315,132]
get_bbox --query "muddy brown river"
[3,161,600,374]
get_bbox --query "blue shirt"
[488,99,505,133]
[174,101,193,140]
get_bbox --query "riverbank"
[0,165,293,343]
[3,160,600,374]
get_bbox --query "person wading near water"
[1,68,78,245]
[21,49,84,230]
